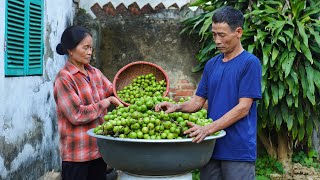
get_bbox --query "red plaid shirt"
[54,61,112,162]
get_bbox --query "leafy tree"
[182,0,320,171]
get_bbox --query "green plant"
[256,155,285,179]
[78,8,87,14]
[256,176,270,180]
[292,150,320,169]
[192,169,200,180]
[243,0,320,163]
[182,0,320,164]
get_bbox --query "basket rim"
[112,61,170,106]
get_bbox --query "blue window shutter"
[4,0,43,76]
[27,0,43,75]
[5,0,26,76]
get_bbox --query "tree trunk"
[258,131,277,158]
[277,130,293,173]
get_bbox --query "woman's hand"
[102,96,123,108]
[107,96,123,107]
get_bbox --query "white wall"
[79,0,194,17]
[0,2,6,177]
[0,0,75,179]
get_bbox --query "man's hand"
[184,121,213,143]
[154,102,178,113]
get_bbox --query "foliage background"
[182,0,320,165]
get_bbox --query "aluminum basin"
[87,129,226,176]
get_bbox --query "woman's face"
[69,34,93,66]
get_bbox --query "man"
[155,6,262,180]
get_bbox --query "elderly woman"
[54,25,122,180]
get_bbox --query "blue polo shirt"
[196,50,262,161]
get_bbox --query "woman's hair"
[56,26,92,55]
[212,6,244,31]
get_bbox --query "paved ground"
[39,169,119,180]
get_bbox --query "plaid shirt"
[54,61,112,162]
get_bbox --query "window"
[4,0,44,76]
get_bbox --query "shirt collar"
[65,61,94,75]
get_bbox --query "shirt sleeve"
[99,70,113,97]
[196,59,213,99]
[196,70,208,99]
[238,57,262,100]
[54,72,109,125]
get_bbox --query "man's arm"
[207,97,253,133]
[185,97,254,143]
[155,95,206,113]
[176,95,207,113]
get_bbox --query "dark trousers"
[61,158,106,180]
[200,159,255,180]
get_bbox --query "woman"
[54,26,122,180]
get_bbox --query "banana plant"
[181,0,320,164]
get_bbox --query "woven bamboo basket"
[113,61,170,106]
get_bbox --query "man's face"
[212,22,242,54]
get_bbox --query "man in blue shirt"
[155,6,262,180]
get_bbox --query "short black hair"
[56,26,92,55]
[212,6,244,31]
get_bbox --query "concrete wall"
[77,1,203,101]
[0,0,75,179]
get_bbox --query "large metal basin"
[87,129,226,176]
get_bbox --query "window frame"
[4,0,44,77]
